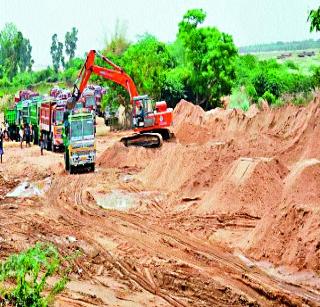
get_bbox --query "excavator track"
[121,132,163,148]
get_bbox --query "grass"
[0,243,70,306]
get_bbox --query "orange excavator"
[68,50,173,147]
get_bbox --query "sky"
[0,0,319,69]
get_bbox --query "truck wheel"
[90,163,95,172]
[64,150,70,171]
[51,142,55,152]
[69,165,75,174]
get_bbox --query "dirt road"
[0,104,320,306]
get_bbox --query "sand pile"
[97,142,158,169]
[99,97,320,271]
[196,157,288,217]
[244,160,320,271]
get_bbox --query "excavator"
[67,50,173,147]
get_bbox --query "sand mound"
[98,97,320,271]
[196,157,288,217]
[98,143,158,169]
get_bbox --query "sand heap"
[99,98,320,271]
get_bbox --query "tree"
[177,9,238,109]
[308,6,320,32]
[50,34,64,72]
[122,34,175,100]
[58,41,65,69]
[65,27,78,62]
[0,23,34,79]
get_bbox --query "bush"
[0,243,69,306]
[312,66,320,87]
[245,83,258,102]
[285,60,299,70]
[0,77,11,88]
[262,90,276,105]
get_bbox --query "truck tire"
[90,163,95,172]
[69,165,75,174]
[64,150,70,171]
[51,142,55,152]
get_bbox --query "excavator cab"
[132,95,155,128]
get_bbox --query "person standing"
[25,124,31,147]
[0,129,3,163]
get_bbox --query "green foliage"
[229,88,250,111]
[234,54,315,108]
[285,60,299,70]
[161,66,188,107]
[0,23,33,80]
[262,90,276,104]
[0,243,68,306]
[50,34,64,73]
[178,8,238,108]
[312,66,320,87]
[308,6,320,32]
[65,27,78,63]
[122,34,175,99]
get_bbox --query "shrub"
[262,91,276,105]
[245,83,258,102]
[285,60,299,70]
[312,66,320,87]
[0,243,69,306]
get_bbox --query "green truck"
[4,108,19,141]
[4,96,43,143]
[29,96,43,144]
[63,111,96,174]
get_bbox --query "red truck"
[39,98,67,152]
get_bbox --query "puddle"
[96,190,137,211]
[6,177,51,198]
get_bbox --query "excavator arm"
[69,50,138,109]
[68,49,173,148]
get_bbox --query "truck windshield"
[83,119,94,139]
[70,120,83,141]
[70,118,94,141]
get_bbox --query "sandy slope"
[0,99,320,306]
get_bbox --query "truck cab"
[63,111,96,174]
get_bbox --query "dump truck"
[28,96,43,144]
[39,98,67,151]
[4,107,19,141]
[63,110,96,174]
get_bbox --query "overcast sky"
[0,0,319,69]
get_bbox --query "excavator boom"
[70,50,173,148]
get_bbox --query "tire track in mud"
[43,174,320,306]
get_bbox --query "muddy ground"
[0,103,320,306]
